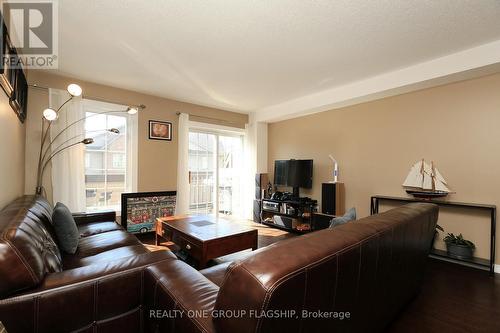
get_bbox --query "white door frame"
[188,122,245,218]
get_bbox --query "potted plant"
[443,233,476,259]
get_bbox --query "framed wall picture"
[0,15,28,123]
[9,66,28,123]
[0,23,15,98]
[121,191,177,234]
[149,120,172,141]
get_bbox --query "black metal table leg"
[491,208,496,275]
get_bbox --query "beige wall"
[25,71,248,201]
[268,73,500,264]
[0,89,25,209]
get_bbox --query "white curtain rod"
[28,83,146,110]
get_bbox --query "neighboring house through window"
[83,99,137,212]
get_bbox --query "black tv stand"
[292,187,300,198]
[260,197,317,233]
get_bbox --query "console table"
[370,195,496,274]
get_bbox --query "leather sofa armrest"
[199,262,232,286]
[144,260,219,333]
[198,250,257,286]
[72,210,116,225]
[0,251,176,333]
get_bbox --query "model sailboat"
[403,159,452,198]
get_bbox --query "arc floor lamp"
[35,83,142,196]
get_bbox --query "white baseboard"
[495,264,500,274]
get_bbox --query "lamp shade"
[67,84,82,97]
[82,138,94,145]
[43,108,58,121]
[127,107,138,115]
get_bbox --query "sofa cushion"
[76,230,139,257]
[0,197,62,298]
[5,195,57,241]
[78,221,122,237]
[64,245,153,269]
[329,207,356,228]
[40,250,177,291]
[52,202,80,254]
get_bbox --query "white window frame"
[83,99,138,213]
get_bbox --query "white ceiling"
[47,0,500,118]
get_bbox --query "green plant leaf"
[443,232,475,249]
[465,240,476,249]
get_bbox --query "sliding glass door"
[217,135,244,216]
[188,132,216,215]
[188,130,244,217]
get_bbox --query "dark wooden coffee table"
[156,215,258,268]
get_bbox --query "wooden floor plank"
[388,259,500,333]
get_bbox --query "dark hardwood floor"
[138,222,500,333]
[388,259,500,333]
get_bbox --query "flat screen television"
[274,159,313,197]
[274,160,289,186]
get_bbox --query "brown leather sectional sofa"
[0,195,438,333]
[0,195,176,332]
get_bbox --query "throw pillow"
[329,207,356,228]
[52,202,80,254]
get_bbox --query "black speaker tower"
[321,182,344,216]
[254,173,268,222]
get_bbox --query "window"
[83,100,137,212]
[188,132,216,215]
[188,126,245,217]
[112,153,126,169]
